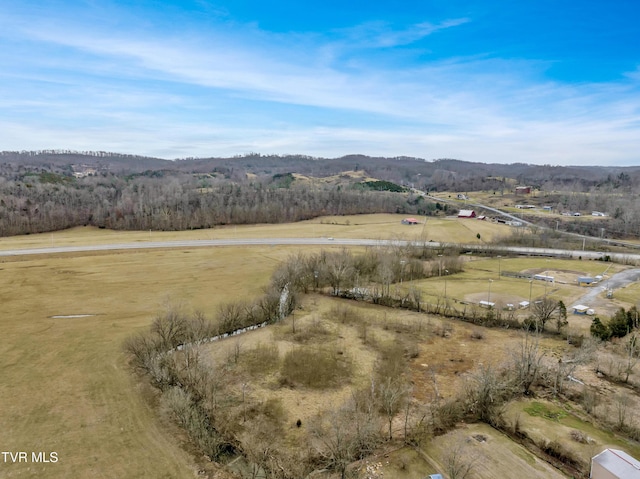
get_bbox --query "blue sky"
[1,0,640,164]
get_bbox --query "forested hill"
[2,150,640,239]
[3,151,640,191]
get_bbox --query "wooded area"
[2,150,640,239]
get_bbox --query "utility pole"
[444,269,449,299]
[488,279,493,304]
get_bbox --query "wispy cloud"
[334,18,470,49]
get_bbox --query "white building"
[591,449,640,479]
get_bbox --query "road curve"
[1,237,640,264]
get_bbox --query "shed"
[401,218,420,225]
[519,300,530,309]
[591,448,640,479]
[458,209,476,218]
[572,304,590,315]
[515,186,531,194]
[533,274,554,282]
[578,277,595,286]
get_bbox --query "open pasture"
[0,213,512,252]
[0,243,310,478]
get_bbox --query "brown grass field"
[0,213,637,478]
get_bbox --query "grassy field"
[0,245,311,478]
[0,214,635,478]
[401,255,629,334]
[421,423,568,479]
[0,213,512,251]
[504,398,640,471]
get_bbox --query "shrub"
[242,343,280,375]
[569,429,592,444]
[590,317,611,341]
[281,346,352,388]
[292,317,333,343]
[327,304,363,325]
[470,329,484,340]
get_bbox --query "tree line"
[0,167,435,236]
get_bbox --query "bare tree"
[623,334,639,383]
[551,337,596,396]
[151,304,189,349]
[531,297,560,331]
[311,408,357,479]
[325,250,355,296]
[467,364,512,425]
[513,329,546,395]
[613,393,633,430]
[239,416,278,479]
[442,434,478,479]
[377,376,409,440]
[311,400,380,479]
[217,301,246,333]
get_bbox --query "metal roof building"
[591,448,640,479]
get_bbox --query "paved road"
[574,268,640,306]
[0,238,379,257]
[1,237,640,263]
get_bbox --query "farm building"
[578,277,596,286]
[572,304,595,315]
[533,274,554,282]
[458,209,476,218]
[591,448,640,479]
[479,300,495,308]
[515,186,531,194]
[401,218,420,225]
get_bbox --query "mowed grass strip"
[0,245,303,479]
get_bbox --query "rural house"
[591,448,640,479]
